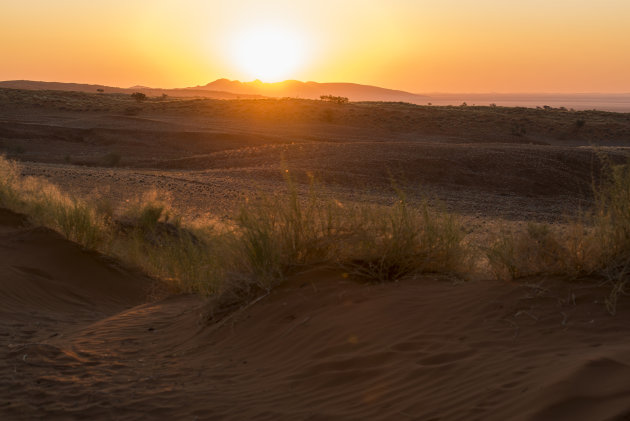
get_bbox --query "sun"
[231,25,305,82]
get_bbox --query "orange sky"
[2,0,629,93]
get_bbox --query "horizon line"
[2,78,630,96]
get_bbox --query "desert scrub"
[235,174,349,290]
[343,194,468,282]
[590,161,630,313]
[0,156,108,249]
[234,180,469,288]
[485,222,596,280]
[111,190,228,295]
[484,159,630,313]
[0,156,474,298]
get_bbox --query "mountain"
[197,79,430,103]
[0,80,262,99]
[0,79,429,103]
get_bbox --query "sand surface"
[2,209,630,420]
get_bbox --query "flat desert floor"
[2,88,630,420]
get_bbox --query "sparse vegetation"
[3,146,630,313]
[484,158,630,313]
[320,95,349,104]
[131,92,147,102]
[343,193,467,281]
[0,157,107,249]
[0,156,469,298]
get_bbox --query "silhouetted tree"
[320,95,349,104]
[131,92,147,102]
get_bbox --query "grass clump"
[235,174,347,290]
[0,156,108,249]
[112,190,226,295]
[344,195,467,281]
[590,162,630,313]
[485,222,594,280]
[485,159,630,313]
[235,176,468,286]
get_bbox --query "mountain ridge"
[0,79,429,103]
[194,78,430,102]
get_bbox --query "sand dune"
[3,208,630,420]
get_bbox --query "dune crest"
[2,210,630,420]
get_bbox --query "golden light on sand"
[229,25,306,82]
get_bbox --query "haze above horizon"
[2,1,629,94]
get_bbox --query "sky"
[1,0,629,93]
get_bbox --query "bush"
[485,222,592,280]
[484,159,630,313]
[235,174,346,289]
[0,156,108,249]
[320,95,349,104]
[344,194,468,281]
[131,92,147,102]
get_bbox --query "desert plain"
[2,87,630,420]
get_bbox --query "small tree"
[131,92,147,102]
[320,95,349,104]
[96,88,104,93]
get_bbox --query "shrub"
[344,194,468,281]
[320,95,349,104]
[0,157,108,249]
[484,159,630,313]
[131,92,147,102]
[485,222,589,280]
[235,174,346,290]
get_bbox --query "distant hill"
[196,79,430,103]
[0,79,429,103]
[0,80,262,99]
[3,79,627,111]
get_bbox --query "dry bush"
[0,156,108,249]
[110,190,228,295]
[343,195,468,281]
[234,174,348,290]
[590,162,630,313]
[485,222,597,280]
[234,176,469,287]
[484,159,630,313]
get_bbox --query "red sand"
[2,208,630,420]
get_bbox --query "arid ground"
[2,88,630,420]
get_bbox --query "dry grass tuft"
[0,156,108,249]
[484,158,630,313]
[343,195,468,281]
[234,174,351,290]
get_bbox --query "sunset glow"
[229,25,307,82]
[1,0,629,92]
